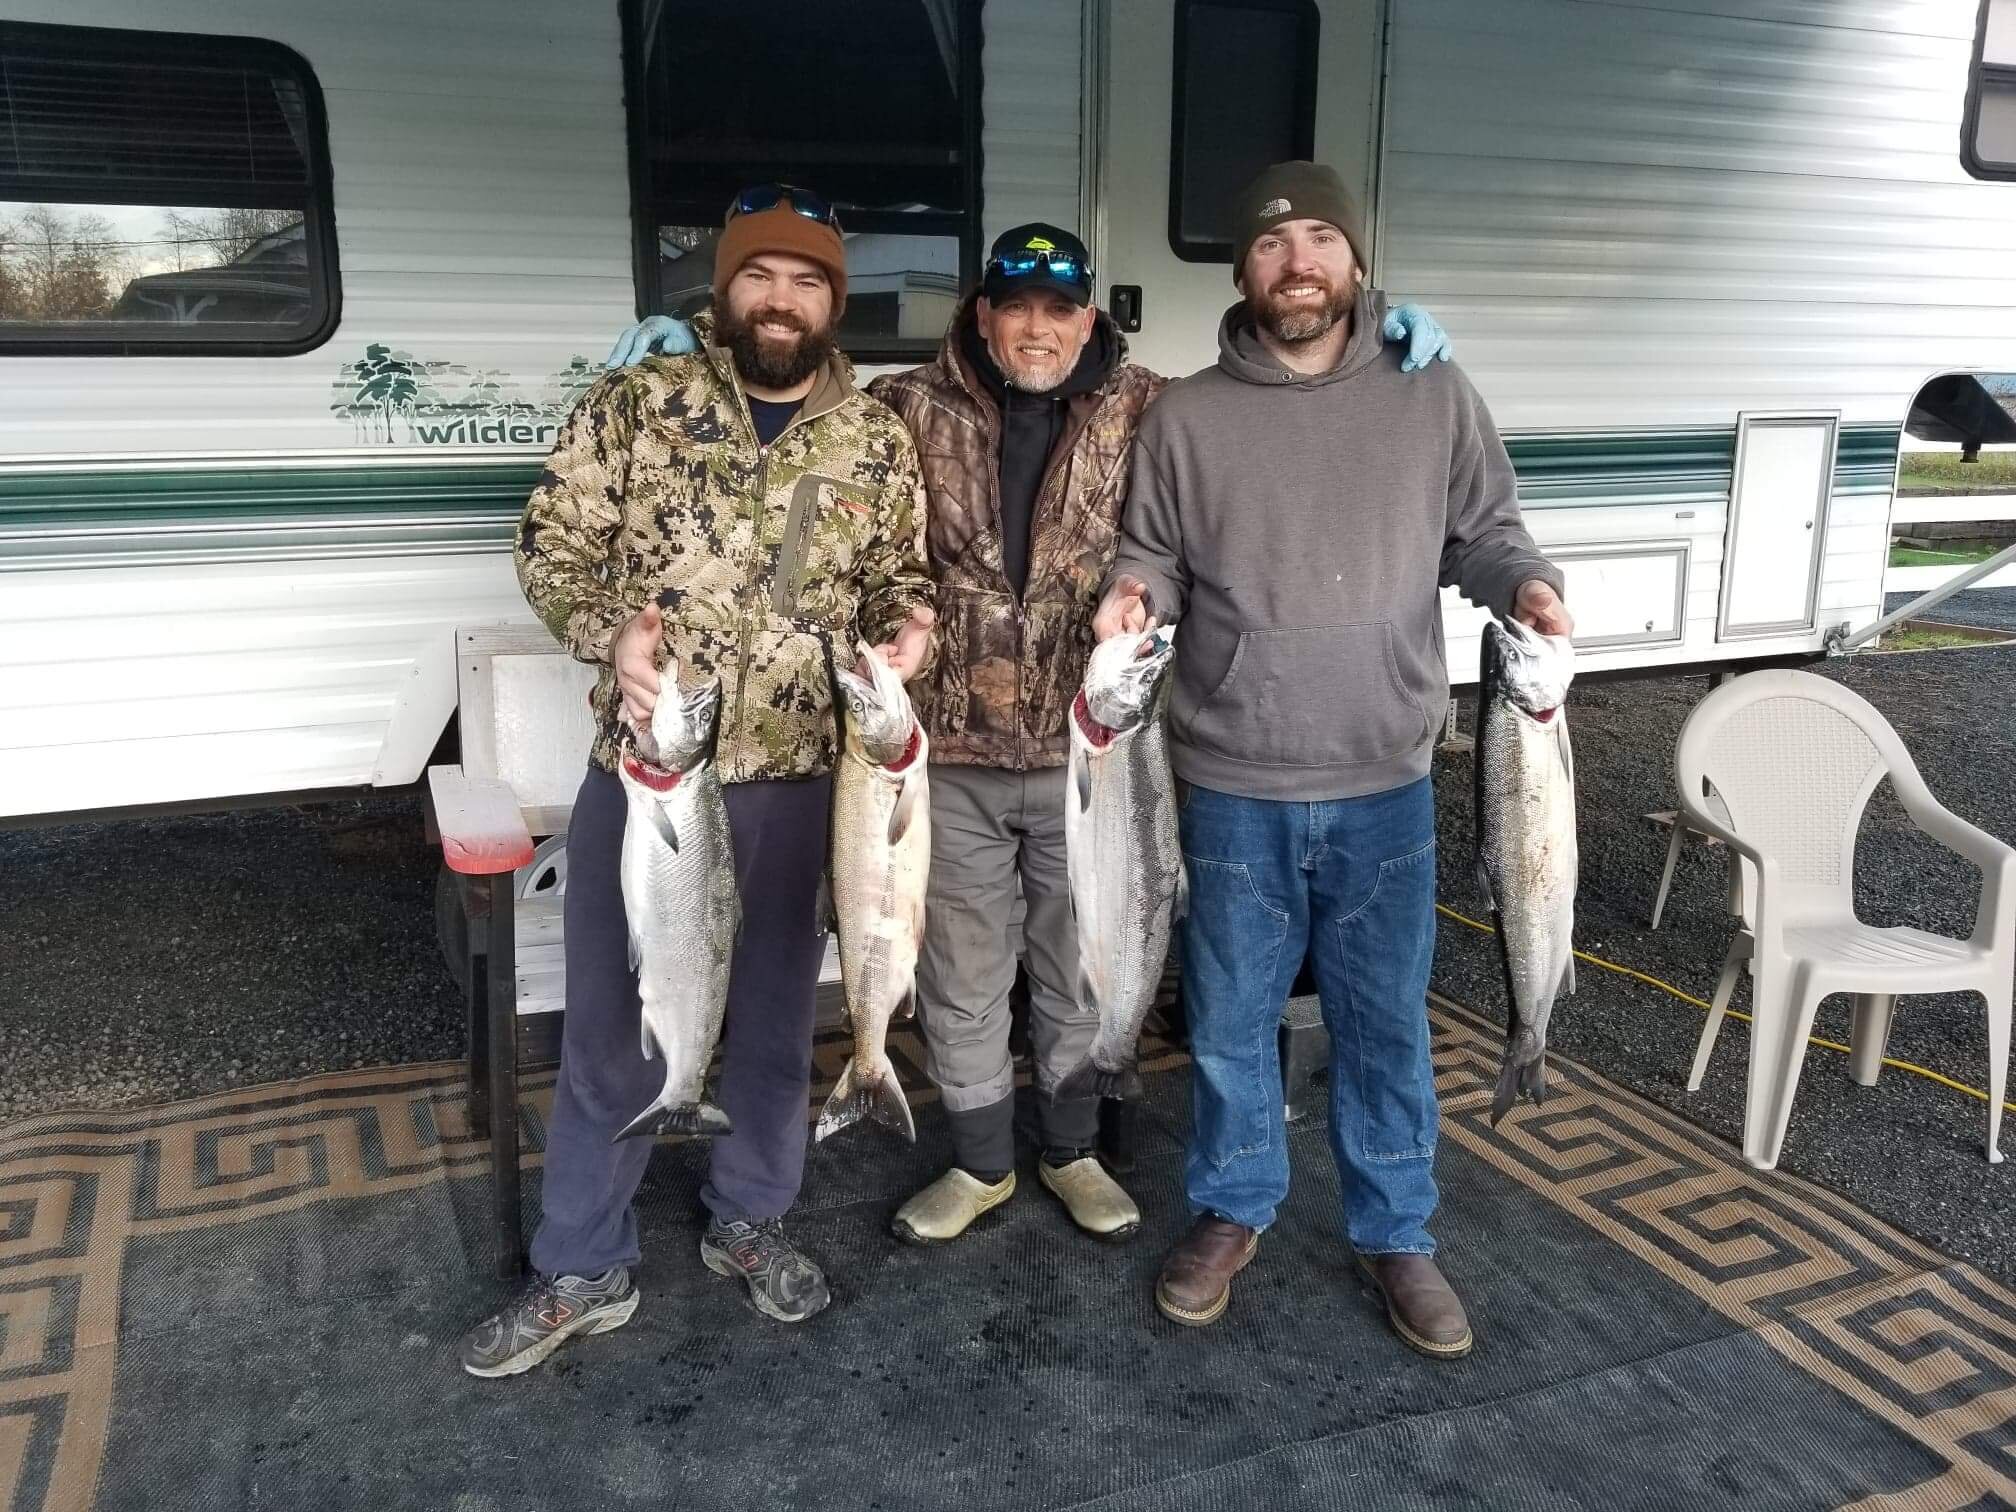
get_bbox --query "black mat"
[7,1000,2012,1511]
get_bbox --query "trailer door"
[1095,0,1383,379]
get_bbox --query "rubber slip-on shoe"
[1038,1156,1140,1242]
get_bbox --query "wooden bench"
[426,623,843,1277]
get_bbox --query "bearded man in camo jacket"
[460,184,934,1378]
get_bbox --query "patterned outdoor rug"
[1,998,2010,1512]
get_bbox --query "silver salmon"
[1057,625,1185,1102]
[816,645,930,1143]
[613,674,740,1143]
[1474,617,1578,1125]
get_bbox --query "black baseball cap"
[981,223,1093,307]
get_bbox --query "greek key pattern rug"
[0,1003,2007,1511]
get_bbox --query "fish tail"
[1487,1054,1549,1127]
[1522,1056,1550,1107]
[1054,1054,1142,1103]
[611,1098,733,1143]
[814,1059,916,1144]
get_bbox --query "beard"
[718,302,837,389]
[997,347,1070,393]
[1251,275,1355,344]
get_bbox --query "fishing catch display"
[1473,618,1579,1125]
[817,645,932,1144]
[613,674,741,1142]
[1059,625,1185,1102]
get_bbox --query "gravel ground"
[1434,618,2016,1284]
[1884,586,2016,633]
[5,603,2016,1282]
[0,801,461,1123]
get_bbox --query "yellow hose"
[1435,902,2016,1115]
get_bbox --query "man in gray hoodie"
[1094,161,1571,1357]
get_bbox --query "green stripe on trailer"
[0,426,1904,552]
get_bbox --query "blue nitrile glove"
[1383,302,1453,374]
[603,314,698,369]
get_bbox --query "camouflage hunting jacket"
[515,323,933,782]
[868,299,1165,769]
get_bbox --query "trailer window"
[1168,0,1320,264]
[622,0,982,363]
[1966,0,2016,179]
[0,22,338,355]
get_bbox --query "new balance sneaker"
[699,1217,832,1323]
[458,1266,637,1378]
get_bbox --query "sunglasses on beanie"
[725,183,843,231]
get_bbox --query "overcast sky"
[0,201,224,278]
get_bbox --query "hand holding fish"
[873,605,937,681]
[1513,579,1574,638]
[1093,575,1156,642]
[614,602,665,729]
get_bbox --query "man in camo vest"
[460,184,934,1377]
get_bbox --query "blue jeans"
[1177,777,1440,1254]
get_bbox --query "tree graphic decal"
[331,344,423,443]
[328,349,602,443]
[542,356,601,414]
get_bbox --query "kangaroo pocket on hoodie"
[1175,622,1430,770]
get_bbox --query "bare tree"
[0,213,17,319]
[159,207,301,267]
[8,206,118,319]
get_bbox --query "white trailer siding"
[0,0,1089,818]
[1379,0,2016,429]
[0,0,637,458]
[1380,0,2016,673]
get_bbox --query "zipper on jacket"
[726,436,767,765]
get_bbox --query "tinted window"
[1966,0,2016,179]
[1169,0,1319,263]
[624,0,981,362]
[0,21,339,353]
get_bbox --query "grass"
[1897,451,2016,494]
[1890,542,2002,567]
[1873,625,2011,652]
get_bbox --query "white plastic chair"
[1674,669,2014,1170]
[1649,780,1740,931]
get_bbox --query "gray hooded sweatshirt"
[1108,288,1562,802]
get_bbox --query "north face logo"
[1259,197,1291,219]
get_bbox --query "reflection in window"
[624,0,981,360]
[0,22,336,351]
[0,203,308,326]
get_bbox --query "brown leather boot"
[1154,1215,1258,1327]
[1357,1252,1473,1359]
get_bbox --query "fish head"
[836,642,918,766]
[1081,624,1177,734]
[631,671,723,776]
[1486,617,1574,720]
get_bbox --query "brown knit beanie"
[1229,161,1367,288]
[712,201,848,310]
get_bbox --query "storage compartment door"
[1718,411,1840,640]
[1551,543,1689,650]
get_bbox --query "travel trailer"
[2,0,2014,821]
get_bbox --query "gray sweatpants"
[915,763,1099,1173]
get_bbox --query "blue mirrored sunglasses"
[727,183,842,230]
[986,250,1090,289]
